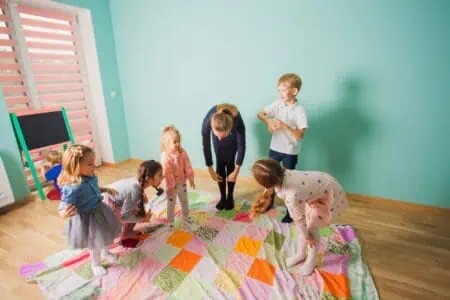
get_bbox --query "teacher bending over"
[202,103,246,211]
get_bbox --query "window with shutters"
[0,2,30,113]
[0,0,103,188]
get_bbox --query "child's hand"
[40,162,51,179]
[102,187,118,197]
[188,177,196,189]
[145,210,153,222]
[272,119,286,131]
[168,189,176,200]
[59,204,77,218]
[267,119,277,133]
[208,168,223,182]
[142,193,149,203]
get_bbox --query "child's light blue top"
[59,175,103,212]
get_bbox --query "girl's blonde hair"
[58,144,94,187]
[161,125,181,152]
[45,149,62,166]
[212,103,238,133]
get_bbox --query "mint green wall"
[109,0,450,208]
[0,90,30,200]
[57,0,130,162]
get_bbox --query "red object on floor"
[47,189,61,200]
[62,249,90,267]
[119,233,150,248]
[120,238,140,248]
[233,212,252,223]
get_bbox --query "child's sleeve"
[263,101,278,118]
[201,110,214,167]
[285,190,307,233]
[161,153,176,195]
[121,188,145,223]
[40,161,50,180]
[58,185,78,210]
[294,106,308,129]
[235,113,246,166]
[183,151,194,179]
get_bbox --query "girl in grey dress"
[58,145,121,277]
[104,160,164,240]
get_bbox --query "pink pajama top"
[275,170,348,230]
[161,150,194,195]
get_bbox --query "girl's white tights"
[167,183,190,224]
[286,224,320,276]
[298,244,318,276]
[90,247,118,276]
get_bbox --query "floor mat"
[20,191,378,300]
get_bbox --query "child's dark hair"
[136,160,163,217]
[249,159,285,219]
[251,159,285,189]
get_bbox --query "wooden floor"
[0,159,449,299]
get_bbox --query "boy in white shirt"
[257,73,308,223]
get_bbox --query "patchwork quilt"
[20,191,378,300]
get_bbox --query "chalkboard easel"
[10,108,75,200]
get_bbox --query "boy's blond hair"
[161,125,181,152]
[278,73,302,91]
[58,144,94,187]
[45,149,62,166]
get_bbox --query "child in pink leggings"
[250,159,348,276]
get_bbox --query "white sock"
[90,248,101,265]
[91,265,107,276]
[90,249,107,276]
[298,245,318,276]
[101,248,118,263]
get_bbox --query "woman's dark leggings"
[216,159,236,209]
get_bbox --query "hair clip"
[71,146,84,158]
[156,187,164,196]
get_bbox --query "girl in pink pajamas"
[250,159,348,276]
[161,125,196,227]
